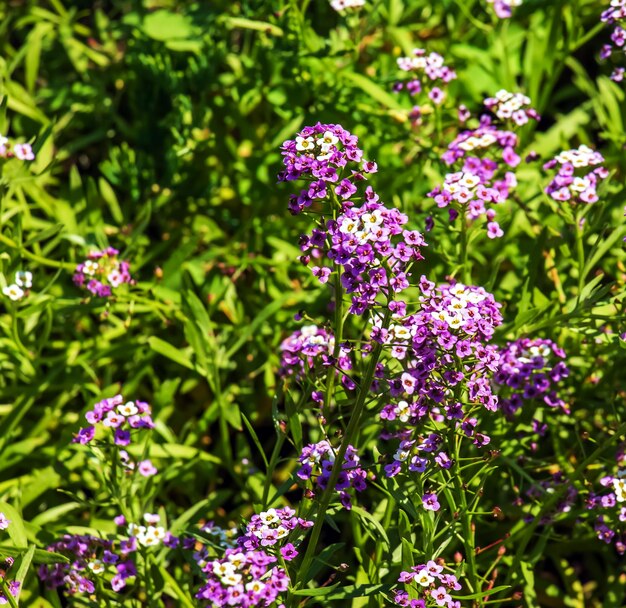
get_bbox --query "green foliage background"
[1,0,625,606]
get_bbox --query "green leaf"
[223,17,283,37]
[341,72,403,111]
[148,337,197,372]
[142,10,195,41]
[0,546,68,565]
[0,502,28,547]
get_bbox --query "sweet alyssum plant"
[1,4,626,604]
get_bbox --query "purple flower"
[280,543,298,561]
[138,460,157,477]
[422,493,440,511]
[73,249,133,298]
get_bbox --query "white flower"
[220,572,243,586]
[88,560,105,574]
[460,173,481,189]
[319,130,339,147]
[118,401,139,417]
[143,512,161,524]
[394,449,411,462]
[339,218,360,234]
[259,509,280,524]
[3,284,24,301]
[15,271,32,289]
[415,570,435,586]
[213,562,235,577]
[108,269,124,287]
[227,552,246,567]
[300,325,319,338]
[613,478,626,502]
[83,260,99,276]
[295,136,315,152]
[246,580,266,594]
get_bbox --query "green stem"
[289,309,392,602]
[0,233,75,269]
[459,216,471,284]
[374,494,396,573]
[452,434,479,600]
[323,268,344,414]
[574,212,585,303]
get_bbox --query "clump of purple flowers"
[279,325,355,395]
[544,145,608,204]
[486,0,522,19]
[495,338,569,416]
[39,534,137,594]
[586,449,626,554]
[394,48,457,109]
[427,170,505,238]
[601,1,626,82]
[73,247,133,297]
[74,394,154,447]
[442,116,521,171]
[281,123,427,314]
[278,123,377,215]
[297,440,369,509]
[432,116,523,236]
[0,135,35,161]
[195,547,289,607]
[484,90,539,126]
[239,507,312,554]
[393,560,462,607]
[73,394,157,477]
[375,280,503,476]
[300,195,426,313]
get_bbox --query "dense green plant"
[0,0,625,606]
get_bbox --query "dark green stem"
[289,309,392,602]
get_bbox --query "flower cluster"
[195,547,289,607]
[73,394,155,447]
[495,338,569,417]
[2,270,32,302]
[433,116,522,234]
[0,135,35,161]
[383,434,450,479]
[297,440,369,509]
[442,117,520,169]
[393,560,462,607]
[300,196,426,314]
[239,507,312,555]
[73,247,133,298]
[394,49,457,107]
[126,513,178,548]
[543,146,607,204]
[601,1,626,82]
[486,0,522,19]
[585,449,626,554]
[427,171,504,238]
[0,514,20,606]
[330,0,365,11]
[484,90,539,126]
[279,123,377,215]
[279,325,355,395]
[39,534,137,594]
[376,281,503,476]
